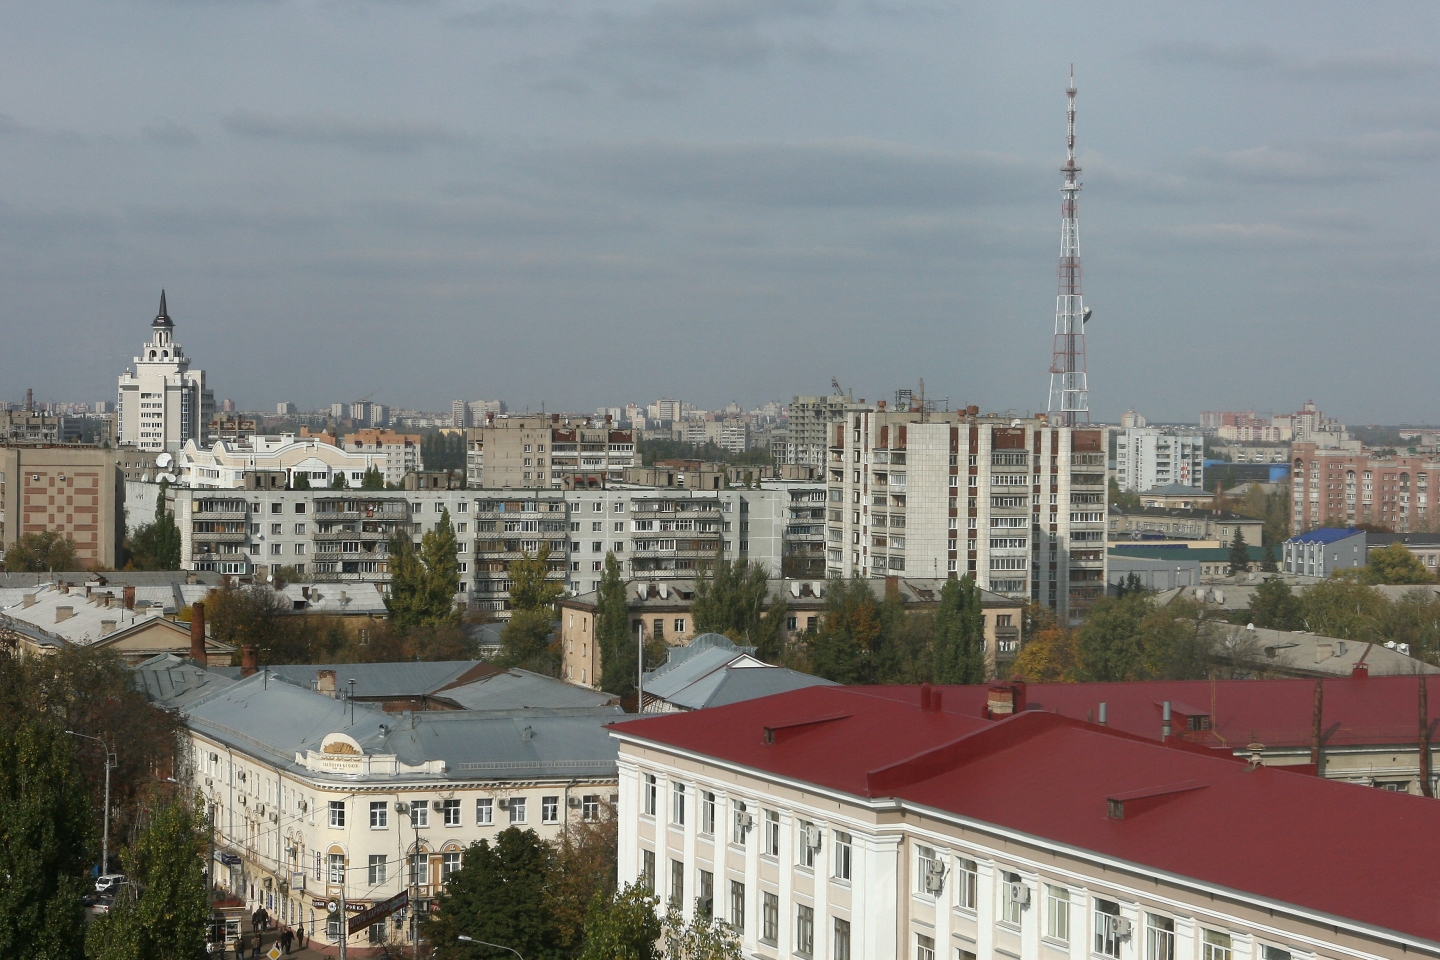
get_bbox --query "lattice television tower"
[1047,66,1091,426]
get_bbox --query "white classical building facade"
[116,292,214,452]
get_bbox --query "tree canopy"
[931,576,986,684]
[426,828,563,960]
[1363,542,1436,585]
[595,553,636,697]
[385,509,460,632]
[123,481,181,571]
[500,546,564,673]
[691,558,786,660]
[4,530,79,572]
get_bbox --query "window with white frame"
[369,801,387,829]
[640,849,655,890]
[795,904,814,957]
[542,796,559,823]
[327,853,345,884]
[671,782,686,826]
[1046,884,1070,942]
[411,802,428,828]
[509,797,527,823]
[700,790,715,835]
[643,774,657,816]
[476,798,493,825]
[731,799,749,844]
[698,869,714,919]
[409,852,429,887]
[1094,899,1123,958]
[581,795,600,822]
[442,850,462,879]
[763,809,780,856]
[1259,947,1290,960]
[834,917,851,960]
[328,801,345,828]
[669,858,684,907]
[367,855,386,885]
[761,892,779,945]
[955,856,977,911]
[833,830,852,880]
[798,820,820,869]
[442,798,462,826]
[729,879,745,932]
[1147,914,1175,960]
[916,933,936,960]
[1000,871,1024,926]
[1202,931,1233,960]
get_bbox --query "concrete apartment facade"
[825,409,1107,623]
[467,416,636,489]
[1291,442,1440,534]
[1114,429,1204,492]
[116,293,214,452]
[176,433,406,490]
[0,446,123,569]
[783,395,861,468]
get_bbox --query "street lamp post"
[66,730,115,875]
[458,935,524,959]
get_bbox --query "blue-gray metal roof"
[1287,527,1363,545]
[441,669,617,711]
[681,668,837,710]
[263,661,482,698]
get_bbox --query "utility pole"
[1047,65,1091,427]
[67,731,115,875]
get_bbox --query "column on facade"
[933,843,952,955]
[681,777,698,924]
[1175,914,1197,960]
[741,796,760,957]
[1120,896,1144,960]
[777,810,794,957]
[812,817,831,960]
[975,859,997,960]
[617,763,639,884]
[1068,884,1090,960]
[1019,868,1041,960]
[860,832,900,959]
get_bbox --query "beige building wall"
[0,446,122,569]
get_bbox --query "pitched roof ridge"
[866,710,1074,796]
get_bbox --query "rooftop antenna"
[1047,65,1091,427]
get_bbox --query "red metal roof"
[611,684,1440,945]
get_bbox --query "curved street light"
[66,730,116,875]
[457,935,524,959]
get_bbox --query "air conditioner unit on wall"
[567,797,581,808]
[497,798,509,810]
[1010,883,1031,907]
[924,861,946,895]
[432,800,444,812]
[1114,918,1134,939]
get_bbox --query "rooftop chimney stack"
[317,669,337,697]
[240,646,258,678]
[123,586,136,610]
[189,600,206,664]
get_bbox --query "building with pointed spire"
[116,292,214,453]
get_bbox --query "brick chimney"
[317,669,337,697]
[189,600,206,664]
[123,586,136,610]
[240,646,258,678]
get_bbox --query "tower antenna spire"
[1048,65,1089,426]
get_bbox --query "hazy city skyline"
[3,3,1439,422]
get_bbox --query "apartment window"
[368,855,386,885]
[443,851,462,879]
[295,503,306,514]
[542,796,559,823]
[409,853,429,887]
[641,849,655,890]
[1203,931,1233,960]
[1095,899,1122,959]
[833,830,852,880]
[327,853,345,884]
[700,791,715,835]
[916,933,936,960]
[669,858,684,907]
[509,797,527,823]
[294,523,306,535]
[671,783,686,825]
[834,918,851,960]
[1147,915,1176,960]
[763,809,780,856]
[796,904,814,957]
[271,503,282,514]
[270,522,282,535]
[1000,872,1023,926]
[369,801,387,829]
[1046,884,1070,941]
[325,914,342,941]
[917,845,941,898]
[411,803,428,828]
[698,869,714,919]
[955,857,977,910]
[674,617,685,633]
[731,799,749,844]
[797,820,820,868]
[476,798,493,825]
[294,543,306,555]
[328,801,345,828]
[1259,947,1291,960]
[729,880,745,932]
[271,543,283,556]
[443,798,462,826]
[761,892,779,945]
[644,774,657,816]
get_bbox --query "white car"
[94,874,126,893]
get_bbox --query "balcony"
[192,531,247,543]
[193,511,248,522]
[313,529,392,542]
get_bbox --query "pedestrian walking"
[280,929,293,954]
[251,930,263,959]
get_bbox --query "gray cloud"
[445,2,574,29]
[1286,49,1438,82]
[142,122,200,148]
[534,138,1041,207]
[1146,41,1276,70]
[220,110,465,153]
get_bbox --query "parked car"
[94,874,126,893]
[84,893,115,915]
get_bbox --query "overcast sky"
[2,2,1439,423]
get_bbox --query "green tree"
[549,804,619,954]
[291,471,311,490]
[384,531,427,632]
[808,578,881,684]
[1011,624,1079,682]
[419,508,461,625]
[426,828,560,960]
[1107,477,1140,511]
[1248,577,1303,630]
[1076,594,1150,681]
[1363,542,1435,585]
[691,558,786,660]
[1228,527,1250,576]
[1261,543,1278,572]
[360,465,386,490]
[1114,572,1146,599]
[579,883,662,960]
[932,576,986,684]
[1136,597,1219,681]
[3,530,79,572]
[0,721,93,960]
[329,471,348,489]
[85,796,209,960]
[1297,574,1387,640]
[1263,486,1292,547]
[595,553,635,697]
[500,547,564,672]
[661,899,743,960]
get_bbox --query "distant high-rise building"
[116,291,214,452]
[277,402,297,416]
[1120,409,1147,429]
[220,398,236,414]
[95,400,115,414]
[329,402,346,420]
[452,400,470,428]
[784,395,862,467]
[1115,429,1204,492]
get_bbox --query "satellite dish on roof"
[158,472,177,483]
[155,452,173,468]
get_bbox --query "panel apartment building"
[782,395,863,468]
[0,446,124,569]
[465,416,636,489]
[1114,428,1204,492]
[1291,441,1440,534]
[824,408,1106,622]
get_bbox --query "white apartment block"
[825,410,1106,623]
[116,292,214,452]
[1115,430,1204,493]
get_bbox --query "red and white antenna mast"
[1048,65,1090,426]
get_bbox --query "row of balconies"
[192,510,249,522]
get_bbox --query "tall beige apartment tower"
[116,292,214,453]
[824,406,1106,623]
